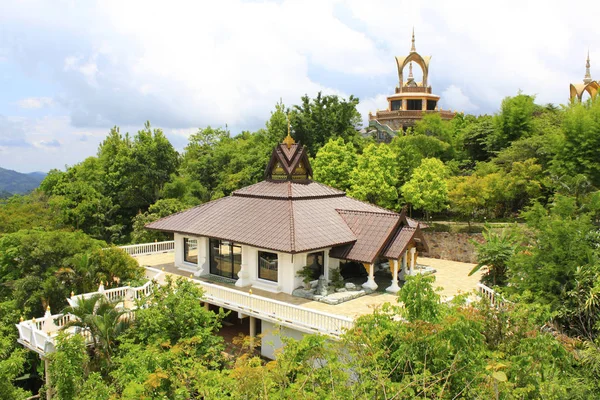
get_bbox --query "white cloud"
[16,97,55,109]
[1,0,600,171]
[440,85,478,113]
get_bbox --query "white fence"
[117,240,175,256]
[198,280,354,337]
[17,278,158,357]
[476,283,508,308]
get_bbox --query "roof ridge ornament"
[584,49,592,84]
[283,114,295,149]
[410,27,416,53]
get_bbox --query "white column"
[399,251,407,280]
[235,246,251,287]
[249,316,256,338]
[195,237,209,277]
[362,263,378,291]
[386,260,401,293]
[409,247,417,275]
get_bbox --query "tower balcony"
[395,86,432,94]
[370,109,456,121]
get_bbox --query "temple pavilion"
[147,133,428,295]
[570,50,598,102]
[368,29,455,142]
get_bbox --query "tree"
[401,157,448,219]
[348,143,399,209]
[312,137,357,191]
[62,294,132,366]
[131,198,188,244]
[289,92,363,155]
[551,99,600,187]
[469,225,518,287]
[487,93,538,152]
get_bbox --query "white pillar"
[249,316,256,338]
[386,260,401,293]
[236,246,251,287]
[362,263,378,291]
[409,247,417,275]
[399,251,407,280]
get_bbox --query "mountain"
[0,167,46,197]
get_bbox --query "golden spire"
[408,62,414,79]
[410,27,416,53]
[584,49,592,84]
[283,113,295,149]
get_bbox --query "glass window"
[183,238,198,264]
[209,239,241,279]
[391,100,402,111]
[258,251,278,282]
[427,100,437,110]
[306,251,324,280]
[407,99,422,110]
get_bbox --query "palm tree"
[61,294,131,365]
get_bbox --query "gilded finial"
[410,27,416,53]
[248,289,253,295]
[46,305,51,312]
[584,49,592,84]
[71,291,75,297]
[20,316,24,322]
[283,114,295,149]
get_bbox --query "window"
[391,100,402,111]
[427,100,437,110]
[306,251,324,280]
[209,239,242,279]
[183,238,198,264]
[258,251,278,282]
[407,99,422,110]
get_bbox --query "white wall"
[261,320,306,360]
[173,235,336,295]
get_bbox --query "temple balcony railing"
[116,240,175,256]
[16,277,159,357]
[395,86,432,94]
[192,276,355,337]
[370,109,456,120]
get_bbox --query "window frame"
[258,250,279,282]
[209,238,242,279]
[183,237,198,265]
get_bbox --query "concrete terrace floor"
[137,252,482,320]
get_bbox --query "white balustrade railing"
[117,240,175,256]
[476,283,507,308]
[197,280,354,337]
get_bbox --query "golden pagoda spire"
[410,27,416,53]
[283,113,295,149]
[584,49,592,84]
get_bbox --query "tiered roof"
[147,136,427,263]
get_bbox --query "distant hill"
[0,167,46,197]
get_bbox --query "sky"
[0,0,598,173]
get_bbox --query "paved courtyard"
[137,252,482,320]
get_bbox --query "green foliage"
[312,137,357,192]
[131,276,225,349]
[131,198,187,243]
[397,274,441,323]
[470,224,518,286]
[401,157,448,217]
[348,143,399,209]
[329,268,344,289]
[552,99,600,187]
[289,92,363,155]
[488,93,537,152]
[0,192,59,234]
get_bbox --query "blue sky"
[1,0,598,172]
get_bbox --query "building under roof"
[147,133,427,294]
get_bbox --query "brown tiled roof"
[381,226,416,259]
[146,183,394,254]
[328,211,400,264]
[233,180,344,199]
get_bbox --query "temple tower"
[570,50,599,102]
[368,29,456,142]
